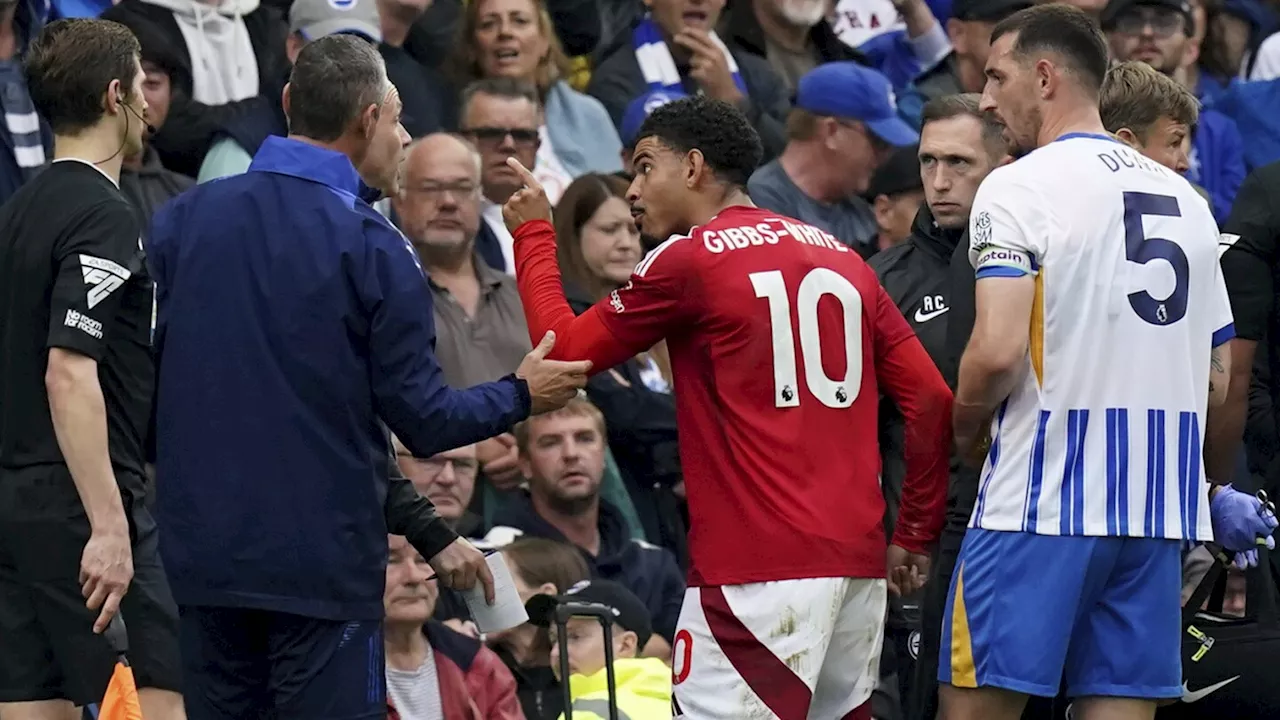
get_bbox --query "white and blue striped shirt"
[966,135,1233,542]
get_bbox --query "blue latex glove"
[1210,485,1279,569]
[1234,548,1261,569]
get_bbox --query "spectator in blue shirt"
[148,34,590,720]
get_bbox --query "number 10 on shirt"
[751,268,864,410]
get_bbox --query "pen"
[423,547,500,583]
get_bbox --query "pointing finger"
[505,157,543,193]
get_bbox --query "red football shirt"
[514,205,950,587]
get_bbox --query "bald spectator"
[391,133,532,523]
[749,62,917,257]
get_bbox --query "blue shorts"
[938,529,1182,700]
[179,606,385,720]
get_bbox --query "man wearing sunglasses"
[458,77,544,276]
[1102,0,1245,224]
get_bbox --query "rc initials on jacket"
[914,294,949,323]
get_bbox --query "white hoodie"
[143,0,261,106]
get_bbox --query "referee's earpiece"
[107,80,157,136]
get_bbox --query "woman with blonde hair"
[452,0,622,203]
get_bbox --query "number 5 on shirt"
[1123,191,1188,327]
[750,268,863,409]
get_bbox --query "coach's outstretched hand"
[81,525,134,634]
[886,544,930,597]
[430,537,496,605]
[501,157,553,232]
[517,331,592,415]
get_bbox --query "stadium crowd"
[2,0,1280,716]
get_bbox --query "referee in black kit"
[0,18,184,720]
[1210,159,1280,555]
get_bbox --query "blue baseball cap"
[620,90,683,148]
[794,63,919,147]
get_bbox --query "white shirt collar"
[53,157,120,188]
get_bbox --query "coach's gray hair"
[920,93,1008,159]
[287,34,388,143]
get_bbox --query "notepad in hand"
[461,552,528,633]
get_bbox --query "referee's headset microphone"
[126,102,157,137]
[88,93,155,166]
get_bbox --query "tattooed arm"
[1209,342,1232,408]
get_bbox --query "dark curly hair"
[635,95,763,189]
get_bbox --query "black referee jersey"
[1219,163,1280,449]
[0,159,182,707]
[0,158,152,477]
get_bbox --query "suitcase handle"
[556,603,621,720]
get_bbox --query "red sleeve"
[513,219,689,373]
[873,284,951,553]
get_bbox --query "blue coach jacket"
[148,137,532,620]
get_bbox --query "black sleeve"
[1220,163,1280,342]
[942,233,975,388]
[47,200,143,360]
[386,453,460,560]
[585,58,639,129]
[405,0,463,70]
[585,366,681,484]
[1246,337,1276,477]
[152,92,280,178]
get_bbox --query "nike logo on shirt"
[914,306,950,323]
[1182,676,1240,703]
